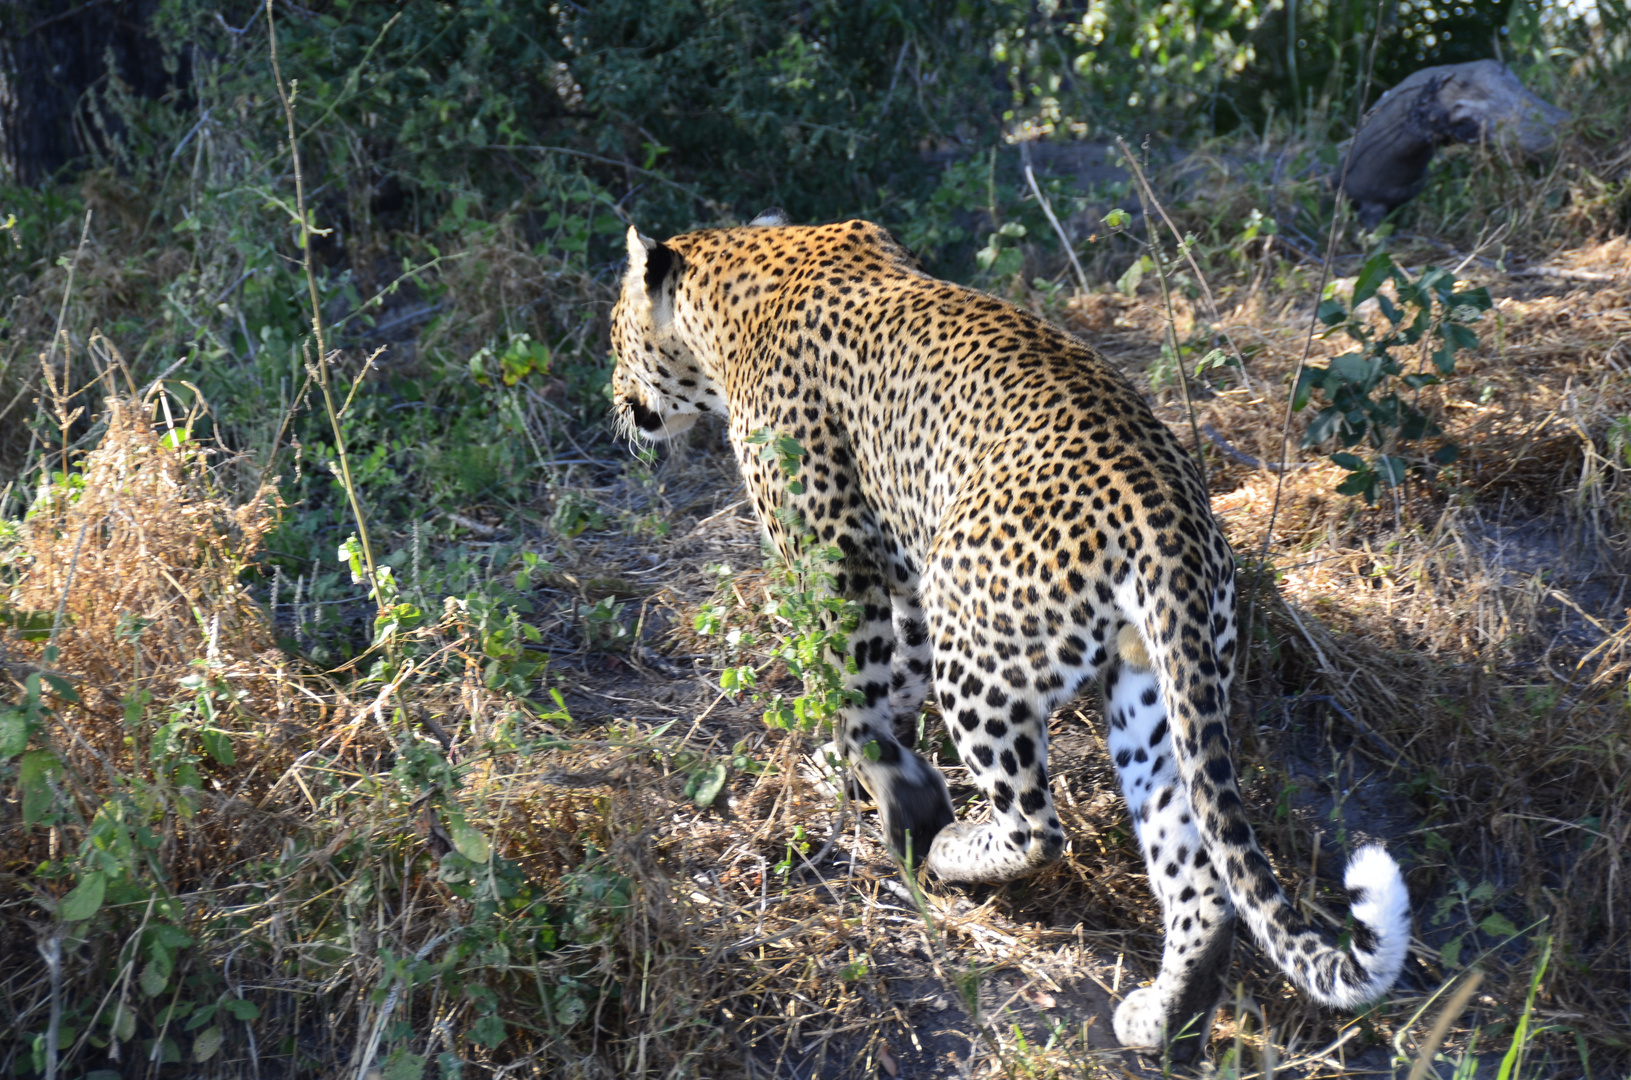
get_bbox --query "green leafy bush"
[1295,251,1493,502]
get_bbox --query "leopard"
[608,209,1412,1061]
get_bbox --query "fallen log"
[1336,59,1569,228]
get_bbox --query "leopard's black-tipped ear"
[644,241,674,291]
[749,207,791,227]
[624,225,677,294]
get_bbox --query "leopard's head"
[609,226,716,441]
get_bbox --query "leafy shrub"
[1295,251,1493,502]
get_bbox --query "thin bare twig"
[1242,0,1389,694]
[48,211,93,372]
[1020,143,1089,295]
[39,933,61,1080]
[1118,136,1207,492]
[1114,144,1259,394]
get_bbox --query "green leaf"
[192,1026,224,1063]
[1329,452,1365,471]
[1418,266,1455,298]
[148,940,175,983]
[1451,285,1494,312]
[1377,455,1408,486]
[1441,933,1465,968]
[0,708,30,758]
[1291,366,1321,412]
[1444,321,1481,351]
[1351,250,1395,306]
[1115,255,1147,295]
[1,603,55,641]
[468,1014,506,1048]
[1432,341,1458,375]
[383,1048,427,1080]
[1193,348,1235,376]
[1334,469,1378,501]
[556,990,589,1026]
[111,1003,137,1043]
[40,672,78,702]
[1327,352,1375,384]
[1102,207,1131,229]
[1433,443,1461,465]
[139,960,168,998]
[862,739,882,762]
[1480,912,1521,939]
[200,728,236,766]
[773,435,806,464]
[445,812,491,862]
[153,923,192,948]
[1303,406,1345,448]
[59,871,107,922]
[223,998,260,1022]
[20,750,60,826]
[1316,298,1348,326]
[688,761,728,808]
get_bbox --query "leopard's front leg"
[737,422,954,865]
[828,573,955,864]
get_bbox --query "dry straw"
[12,381,278,716]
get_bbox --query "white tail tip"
[1343,844,1412,1000]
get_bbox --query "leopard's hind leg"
[1105,627,1235,1062]
[915,578,1085,881]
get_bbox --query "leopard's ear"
[624,226,676,295]
[749,206,791,227]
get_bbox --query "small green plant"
[772,824,811,876]
[578,595,630,651]
[1295,251,1493,503]
[552,491,606,539]
[700,430,863,737]
[975,221,1027,279]
[682,758,729,807]
[1431,878,1523,968]
[470,333,552,388]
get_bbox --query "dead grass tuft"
[10,392,278,711]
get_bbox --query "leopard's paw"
[1112,986,1165,1050]
[923,820,1063,883]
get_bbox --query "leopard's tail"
[1141,606,1412,1009]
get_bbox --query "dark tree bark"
[0,0,184,186]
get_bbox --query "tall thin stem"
[265,0,381,612]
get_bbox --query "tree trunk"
[0,0,182,187]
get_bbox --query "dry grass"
[13,394,277,705]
